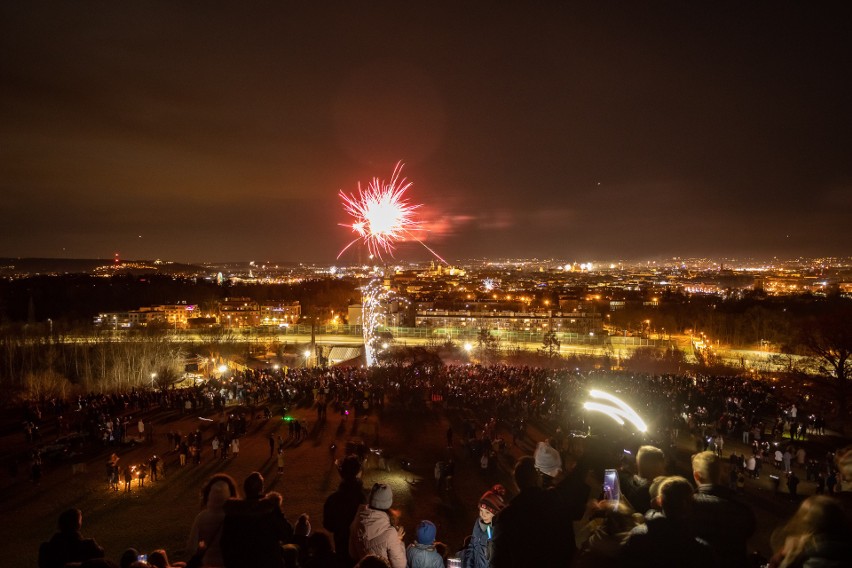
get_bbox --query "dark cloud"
[1,2,851,262]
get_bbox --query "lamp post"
[150,372,157,389]
[303,349,311,368]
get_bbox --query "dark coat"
[220,495,294,568]
[620,515,715,568]
[38,531,105,568]
[492,468,590,568]
[322,478,365,562]
[463,518,493,568]
[692,483,756,568]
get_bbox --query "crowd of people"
[37,446,852,568]
[25,363,852,567]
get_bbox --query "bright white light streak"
[583,402,626,426]
[586,390,648,432]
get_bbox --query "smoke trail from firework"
[360,278,410,366]
[337,162,446,263]
[361,279,386,367]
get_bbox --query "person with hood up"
[220,471,294,568]
[464,485,506,568]
[186,474,238,568]
[406,520,444,568]
[348,483,406,568]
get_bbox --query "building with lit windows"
[414,308,602,334]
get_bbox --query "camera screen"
[603,468,620,508]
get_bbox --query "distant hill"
[0,258,205,276]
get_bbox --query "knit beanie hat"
[534,441,562,478]
[479,484,507,514]
[369,483,393,510]
[416,520,437,545]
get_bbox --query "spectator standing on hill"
[348,483,406,568]
[492,455,590,568]
[768,495,852,568]
[463,485,505,568]
[691,451,756,568]
[620,477,714,568]
[220,472,293,568]
[187,474,237,568]
[38,508,105,568]
[407,520,444,568]
[625,446,666,515]
[323,455,365,566]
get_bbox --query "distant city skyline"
[2,3,851,262]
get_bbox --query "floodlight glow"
[585,390,648,432]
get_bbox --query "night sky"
[2,2,851,263]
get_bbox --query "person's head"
[295,513,311,536]
[306,532,333,556]
[513,456,540,491]
[636,446,666,479]
[658,476,694,521]
[58,508,83,533]
[778,495,850,541]
[202,473,237,506]
[355,554,391,568]
[146,550,170,568]
[243,472,264,499]
[535,441,563,478]
[691,451,722,485]
[601,500,644,536]
[119,549,139,568]
[339,455,362,481]
[369,483,393,511]
[478,484,507,524]
[647,475,668,510]
[416,520,437,545]
[281,544,299,568]
[266,491,283,509]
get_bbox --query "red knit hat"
[479,484,507,514]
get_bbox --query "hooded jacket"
[187,481,232,567]
[407,542,445,568]
[348,506,406,568]
[220,495,294,568]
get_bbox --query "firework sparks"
[336,162,443,366]
[337,162,445,263]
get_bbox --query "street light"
[218,364,228,374]
[150,372,157,389]
[303,350,311,368]
[463,342,473,353]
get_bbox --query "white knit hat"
[534,441,562,477]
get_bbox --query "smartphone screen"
[603,468,620,509]
[137,554,148,563]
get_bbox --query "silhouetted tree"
[799,299,852,435]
